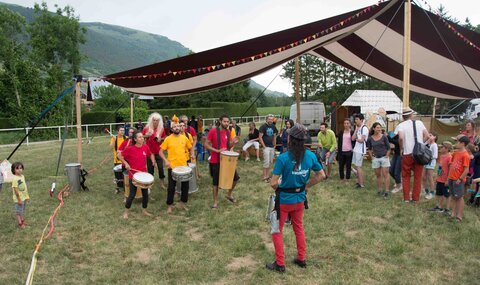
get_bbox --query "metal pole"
[75,81,83,165]
[295,57,301,123]
[402,0,411,108]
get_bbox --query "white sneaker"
[425,192,434,200]
[257,158,261,162]
[391,185,401,193]
[245,157,250,161]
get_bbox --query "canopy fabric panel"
[105,0,480,99]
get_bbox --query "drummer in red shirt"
[117,131,156,219]
[205,114,240,209]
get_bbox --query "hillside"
[80,22,191,75]
[0,2,287,97]
[249,80,289,98]
[0,2,192,76]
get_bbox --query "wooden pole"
[130,95,134,127]
[431,97,437,129]
[402,0,411,108]
[295,57,301,123]
[75,81,83,165]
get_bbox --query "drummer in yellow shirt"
[160,122,194,214]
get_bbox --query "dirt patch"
[226,254,257,270]
[345,230,359,238]
[369,216,387,224]
[135,248,153,263]
[259,231,275,252]
[186,227,203,241]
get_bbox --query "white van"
[465,99,480,120]
[289,102,326,134]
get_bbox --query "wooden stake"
[75,82,82,165]
[295,57,301,123]
[402,0,411,108]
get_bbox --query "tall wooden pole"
[431,97,437,129]
[130,95,134,127]
[295,57,301,123]
[75,81,83,165]
[402,0,411,108]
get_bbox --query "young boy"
[430,141,452,213]
[447,135,471,222]
[423,132,438,200]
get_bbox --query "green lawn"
[257,106,290,117]
[0,136,479,284]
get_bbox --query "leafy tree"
[93,85,147,111]
[148,81,253,109]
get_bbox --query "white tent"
[341,90,405,127]
[341,90,403,114]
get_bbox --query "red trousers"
[271,202,306,266]
[401,154,424,201]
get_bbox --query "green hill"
[0,2,287,97]
[0,2,192,76]
[80,22,191,75]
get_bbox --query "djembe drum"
[219,151,239,190]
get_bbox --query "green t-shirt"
[12,174,29,202]
[317,129,337,152]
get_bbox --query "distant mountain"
[1,2,284,94]
[249,80,289,97]
[0,2,192,76]
[79,22,191,75]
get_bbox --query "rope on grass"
[25,147,112,283]
[25,184,69,285]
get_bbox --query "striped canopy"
[105,0,480,99]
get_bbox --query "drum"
[176,163,198,194]
[124,174,141,199]
[219,151,239,190]
[113,164,124,188]
[132,172,154,189]
[172,166,193,182]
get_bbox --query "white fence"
[0,115,281,146]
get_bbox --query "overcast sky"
[3,0,480,95]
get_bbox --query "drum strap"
[277,187,306,193]
[216,127,230,150]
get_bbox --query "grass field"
[257,106,290,117]
[1,134,480,284]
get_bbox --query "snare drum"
[176,163,199,194]
[172,166,193,182]
[113,164,124,188]
[219,151,239,190]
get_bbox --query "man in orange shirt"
[447,135,470,222]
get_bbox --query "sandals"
[263,177,271,183]
[225,196,237,203]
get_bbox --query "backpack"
[412,120,432,165]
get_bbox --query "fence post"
[86,125,89,139]
[58,127,61,141]
[26,128,29,146]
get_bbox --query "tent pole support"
[295,57,301,123]
[402,0,411,108]
[75,81,83,165]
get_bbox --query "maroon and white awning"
[105,0,480,99]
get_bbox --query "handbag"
[412,120,432,165]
